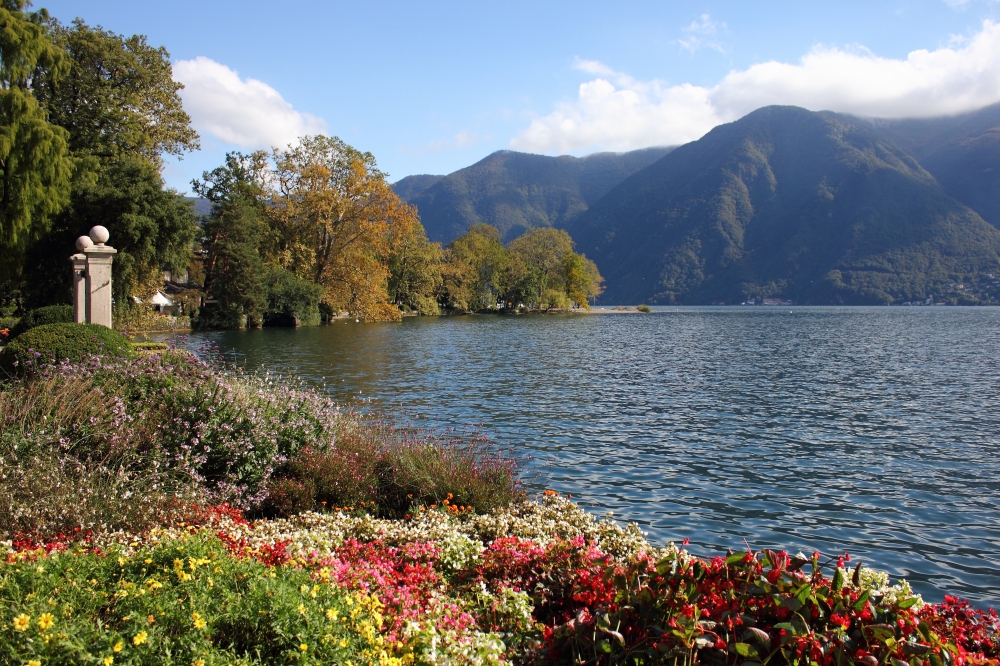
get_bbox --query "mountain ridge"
[563,105,1000,305]
[393,146,674,243]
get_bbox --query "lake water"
[160,307,1000,606]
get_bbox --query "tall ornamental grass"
[0,350,523,541]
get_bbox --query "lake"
[160,306,1000,606]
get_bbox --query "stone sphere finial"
[76,235,94,252]
[89,225,110,245]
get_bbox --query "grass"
[0,350,524,541]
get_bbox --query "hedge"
[0,323,133,376]
[9,305,74,338]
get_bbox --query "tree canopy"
[0,0,74,279]
[439,223,603,312]
[5,13,199,311]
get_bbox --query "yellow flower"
[103,657,114,666]
[37,613,54,632]
[113,641,124,653]
[133,631,148,646]
[193,661,205,666]
[340,639,348,648]
[192,612,207,630]
[27,660,41,666]
[325,608,339,621]
[13,613,30,632]
[299,643,308,652]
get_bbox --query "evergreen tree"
[0,0,74,287]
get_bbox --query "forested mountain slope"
[564,106,1000,305]
[863,103,1000,229]
[393,147,673,243]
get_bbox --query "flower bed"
[3,496,997,666]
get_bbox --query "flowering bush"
[1,533,394,665]
[0,351,523,540]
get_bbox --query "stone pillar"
[83,226,116,328]
[70,235,93,324]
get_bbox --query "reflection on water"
[161,307,1000,606]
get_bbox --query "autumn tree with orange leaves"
[266,136,419,322]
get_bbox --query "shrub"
[0,533,390,665]
[0,323,133,376]
[264,266,322,326]
[132,341,170,352]
[636,304,652,312]
[9,304,73,338]
[0,352,524,537]
[259,422,523,520]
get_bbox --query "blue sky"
[40,0,1000,193]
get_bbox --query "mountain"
[185,197,212,217]
[564,105,1000,305]
[392,174,444,201]
[865,103,1000,229]
[393,147,674,243]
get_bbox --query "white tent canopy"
[149,291,172,307]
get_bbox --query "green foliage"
[76,155,197,307]
[0,1,75,280]
[443,224,510,311]
[387,219,443,315]
[131,341,168,352]
[15,18,199,309]
[35,19,198,163]
[396,147,673,243]
[0,534,386,665]
[264,267,322,327]
[197,196,267,329]
[507,227,574,308]
[9,303,72,337]
[0,322,132,375]
[636,304,652,313]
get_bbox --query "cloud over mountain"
[512,21,1000,154]
[173,57,327,150]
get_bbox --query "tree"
[193,150,271,288]
[442,224,510,311]
[199,197,267,328]
[263,266,322,326]
[388,219,443,315]
[20,18,199,309]
[0,0,74,282]
[35,19,198,163]
[507,227,575,308]
[562,251,604,308]
[268,135,418,321]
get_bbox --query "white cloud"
[677,14,727,54]
[173,56,327,150]
[512,21,1000,155]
